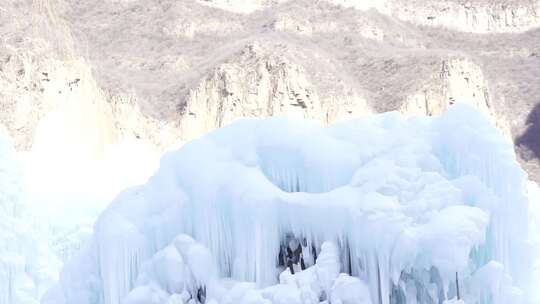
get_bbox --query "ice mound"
[49,105,531,304]
[123,234,216,304]
[124,236,368,304]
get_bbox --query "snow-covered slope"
[47,106,533,304]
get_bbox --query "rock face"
[178,42,371,140]
[1,0,540,179]
[383,0,540,33]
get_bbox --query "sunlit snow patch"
[47,105,532,304]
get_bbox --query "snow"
[45,104,533,304]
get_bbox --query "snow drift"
[47,105,531,304]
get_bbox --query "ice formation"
[120,235,368,304]
[47,105,532,304]
[0,131,60,304]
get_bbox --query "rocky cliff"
[2,0,540,179]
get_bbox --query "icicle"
[456,271,461,300]
[377,257,383,304]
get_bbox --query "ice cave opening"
[44,105,533,304]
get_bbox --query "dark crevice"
[516,101,540,161]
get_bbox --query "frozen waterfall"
[46,105,532,304]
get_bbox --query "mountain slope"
[2,0,540,180]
